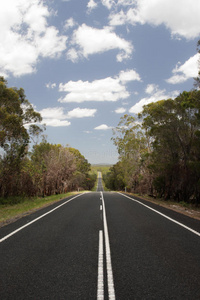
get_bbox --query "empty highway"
[0,176,200,299]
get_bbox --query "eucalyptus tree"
[0,77,43,197]
[139,90,200,202]
[194,39,200,89]
[111,114,150,192]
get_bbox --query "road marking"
[100,205,102,210]
[0,193,87,243]
[118,192,200,237]
[97,230,104,300]
[101,192,116,300]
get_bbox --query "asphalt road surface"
[1,181,200,299]
[96,172,104,192]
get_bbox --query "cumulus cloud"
[67,24,133,62]
[66,107,97,118]
[39,107,97,127]
[129,84,179,114]
[166,53,199,84]
[0,0,67,77]
[58,69,141,103]
[108,0,200,39]
[118,69,141,82]
[115,107,126,114]
[39,107,70,127]
[94,124,113,130]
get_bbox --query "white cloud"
[39,106,97,126]
[145,84,158,94]
[166,53,199,84]
[40,107,66,120]
[46,82,56,89]
[109,0,200,39]
[43,119,71,127]
[59,78,128,102]
[0,0,67,77]
[39,107,70,127]
[102,0,115,9]
[90,0,134,11]
[58,69,141,103]
[66,107,97,118]
[67,24,133,62]
[87,0,98,12]
[66,48,80,62]
[118,69,141,83]
[115,107,126,113]
[64,18,77,31]
[129,84,179,114]
[117,0,135,5]
[94,124,112,130]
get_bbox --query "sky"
[1,0,200,164]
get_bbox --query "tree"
[139,90,200,202]
[30,142,76,196]
[0,77,42,161]
[68,147,92,190]
[0,77,43,197]
[104,161,126,191]
[111,114,150,192]
[194,40,200,89]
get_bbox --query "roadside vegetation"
[104,40,200,206]
[0,77,96,205]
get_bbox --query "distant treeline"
[0,77,96,201]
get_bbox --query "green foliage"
[0,78,42,160]
[0,77,43,197]
[0,78,96,201]
[111,90,200,204]
[194,39,200,89]
[103,162,126,191]
[68,147,95,190]
[140,90,200,202]
[109,114,150,192]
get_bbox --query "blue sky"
[1,0,200,164]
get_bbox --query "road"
[96,171,104,191]
[0,176,200,299]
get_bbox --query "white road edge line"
[0,193,87,243]
[101,191,116,300]
[97,230,104,300]
[118,192,200,237]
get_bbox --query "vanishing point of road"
[1,173,200,299]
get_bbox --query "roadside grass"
[0,192,80,226]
